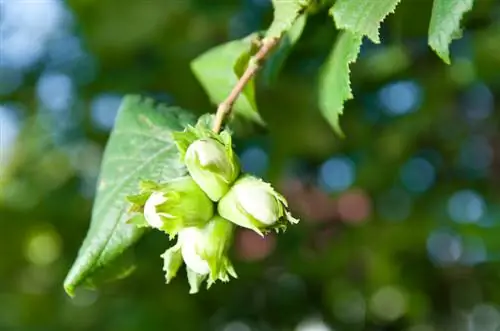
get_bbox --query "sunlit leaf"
[191,35,264,126]
[429,0,474,64]
[266,0,311,38]
[318,31,363,136]
[330,0,402,43]
[64,95,194,296]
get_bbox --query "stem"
[212,37,280,133]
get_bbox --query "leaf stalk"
[212,37,280,133]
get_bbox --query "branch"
[212,37,280,133]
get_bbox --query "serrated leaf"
[263,14,307,85]
[331,0,402,43]
[428,0,474,64]
[266,0,311,38]
[318,31,363,136]
[191,35,264,125]
[63,95,195,296]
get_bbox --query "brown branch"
[212,37,280,133]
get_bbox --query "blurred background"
[2,0,500,330]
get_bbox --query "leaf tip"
[429,40,451,64]
[335,125,346,139]
[63,282,76,298]
[441,55,451,65]
[325,113,346,139]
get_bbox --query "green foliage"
[62,0,479,297]
[318,31,363,136]
[262,14,307,85]
[63,96,194,296]
[319,0,403,132]
[266,0,312,38]
[330,0,402,43]
[429,0,474,64]
[3,0,500,328]
[190,35,264,125]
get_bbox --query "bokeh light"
[378,80,422,116]
[0,0,68,70]
[36,72,74,112]
[239,146,269,178]
[235,230,276,261]
[90,93,123,131]
[46,34,83,68]
[427,229,462,266]
[470,304,500,331]
[370,286,407,322]
[24,225,62,266]
[337,189,371,223]
[318,157,355,193]
[448,190,485,224]
[281,179,337,222]
[461,83,494,121]
[295,316,332,331]
[400,157,436,193]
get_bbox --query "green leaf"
[330,0,402,43]
[191,35,264,125]
[262,14,307,85]
[63,95,195,296]
[318,31,363,136]
[266,0,311,38]
[428,0,474,64]
[80,250,138,291]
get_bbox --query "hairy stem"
[212,37,280,133]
